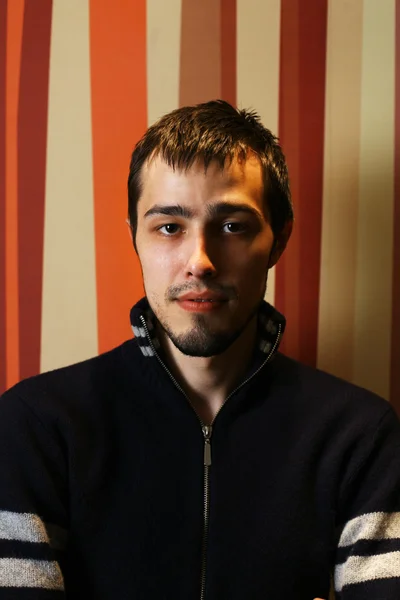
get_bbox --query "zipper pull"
[202,425,212,466]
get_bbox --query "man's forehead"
[137,154,266,221]
[141,152,263,189]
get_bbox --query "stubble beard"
[151,280,268,358]
[157,310,260,357]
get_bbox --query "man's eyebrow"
[206,202,263,221]
[143,202,262,221]
[144,204,194,219]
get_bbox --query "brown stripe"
[0,1,6,393]
[276,0,328,367]
[220,0,236,106]
[179,0,221,106]
[17,1,52,380]
[391,0,400,412]
[276,0,301,359]
[5,0,24,390]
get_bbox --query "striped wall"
[1,0,399,412]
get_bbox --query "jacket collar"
[130,297,285,361]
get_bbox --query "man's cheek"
[239,262,267,284]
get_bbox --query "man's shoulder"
[271,352,392,422]
[0,338,141,415]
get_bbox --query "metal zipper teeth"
[200,456,210,600]
[139,315,281,600]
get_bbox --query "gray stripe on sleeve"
[0,511,67,550]
[338,512,400,547]
[335,550,400,592]
[0,512,49,544]
[0,558,64,589]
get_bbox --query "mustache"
[166,283,237,301]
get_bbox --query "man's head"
[127,100,293,357]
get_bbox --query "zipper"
[201,424,212,600]
[139,315,281,599]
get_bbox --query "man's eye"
[158,224,180,235]
[222,222,246,234]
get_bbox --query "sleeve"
[0,387,68,599]
[334,405,400,599]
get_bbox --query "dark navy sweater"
[1,299,400,599]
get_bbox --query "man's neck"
[157,318,258,425]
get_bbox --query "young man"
[0,100,399,599]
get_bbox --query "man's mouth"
[176,294,228,312]
[177,291,228,302]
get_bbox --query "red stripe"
[391,0,400,412]
[276,0,328,367]
[276,0,301,360]
[0,1,7,393]
[90,0,147,354]
[220,0,236,106]
[17,1,52,380]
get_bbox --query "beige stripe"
[147,0,181,126]
[237,0,281,306]
[338,512,400,547]
[317,0,363,381]
[41,0,98,372]
[354,0,395,399]
[0,558,64,589]
[335,551,400,592]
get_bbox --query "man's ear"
[126,218,133,243]
[268,219,293,268]
[126,219,138,253]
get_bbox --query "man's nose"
[186,235,216,279]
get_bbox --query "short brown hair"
[128,99,292,244]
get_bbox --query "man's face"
[135,154,276,357]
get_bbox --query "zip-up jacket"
[1,298,400,599]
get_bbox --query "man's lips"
[175,291,229,312]
[177,291,228,302]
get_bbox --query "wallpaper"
[0,0,399,411]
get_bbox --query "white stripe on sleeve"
[338,512,400,547]
[0,558,64,589]
[335,551,400,592]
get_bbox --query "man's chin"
[166,326,244,358]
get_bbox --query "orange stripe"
[90,0,147,354]
[0,2,7,393]
[179,0,221,105]
[5,0,24,389]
